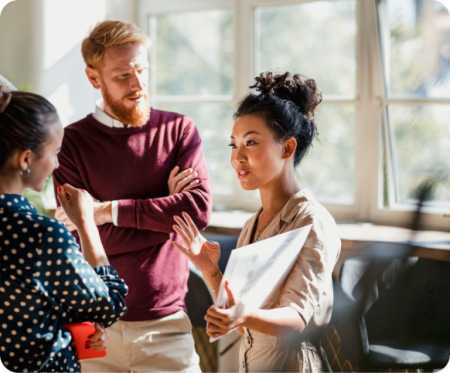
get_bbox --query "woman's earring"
[20,168,30,177]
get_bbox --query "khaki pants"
[81,311,201,372]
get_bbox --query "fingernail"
[57,186,62,191]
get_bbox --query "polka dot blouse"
[0,194,129,372]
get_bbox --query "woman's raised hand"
[173,212,221,276]
[57,184,95,229]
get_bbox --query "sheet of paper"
[210,224,312,342]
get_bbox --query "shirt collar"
[279,188,314,224]
[243,189,313,244]
[93,98,129,128]
[0,194,36,211]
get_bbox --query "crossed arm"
[55,165,200,232]
[53,121,212,256]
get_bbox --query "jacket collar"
[0,194,36,212]
[245,188,314,244]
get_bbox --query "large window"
[138,0,450,230]
[378,0,450,209]
[254,1,357,204]
[146,8,235,196]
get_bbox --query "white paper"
[210,224,312,342]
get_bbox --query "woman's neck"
[0,175,24,195]
[258,170,300,217]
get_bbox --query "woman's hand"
[57,184,95,229]
[205,281,248,338]
[86,322,109,351]
[55,200,112,231]
[172,212,221,276]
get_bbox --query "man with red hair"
[53,20,211,372]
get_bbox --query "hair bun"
[251,71,322,123]
[0,75,17,93]
[0,90,13,114]
[0,75,17,114]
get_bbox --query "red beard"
[102,85,151,127]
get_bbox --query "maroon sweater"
[53,109,212,321]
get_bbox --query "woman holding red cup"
[0,79,128,372]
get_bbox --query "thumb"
[61,183,77,195]
[62,183,79,202]
[169,165,179,179]
[204,241,220,250]
[225,281,236,308]
[57,185,70,210]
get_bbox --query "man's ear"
[86,67,102,90]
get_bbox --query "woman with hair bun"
[173,72,341,372]
[0,79,128,373]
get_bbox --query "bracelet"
[209,284,220,292]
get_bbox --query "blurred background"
[1,1,450,372]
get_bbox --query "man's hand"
[86,322,109,351]
[168,166,199,195]
[55,197,112,231]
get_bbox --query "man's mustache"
[123,92,148,100]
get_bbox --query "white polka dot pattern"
[0,194,128,372]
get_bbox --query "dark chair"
[183,235,241,371]
[337,256,450,371]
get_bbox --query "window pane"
[380,0,450,97]
[149,9,233,96]
[388,105,450,205]
[154,104,234,196]
[254,1,357,96]
[298,105,355,204]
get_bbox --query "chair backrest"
[340,256,450,341]
[185,263,215,328]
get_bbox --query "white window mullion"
[148,15,157,98]
[367,0,391,219]
[381,104,399,207]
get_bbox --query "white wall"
[0,0,137,126]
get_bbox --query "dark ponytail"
[234,71,322,167]
[0,88,58,170]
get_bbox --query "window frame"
[137,0,450,231]
[368,0,450,231]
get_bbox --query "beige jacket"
[236,189,341,372]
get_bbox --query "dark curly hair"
[234,71,322,167]
[0,89,58,170]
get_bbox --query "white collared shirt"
[92,99,123,225]
[93,98,130,129]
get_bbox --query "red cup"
[63,322,107,360]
